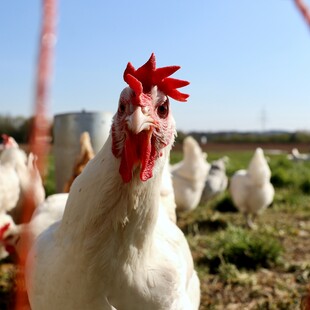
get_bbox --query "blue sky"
[0,1,309,132]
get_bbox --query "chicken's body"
[0,164,20,213]
[0,148,45,223]
[171,136,210,212]
[230,148,274,228]
[26,54,200,310]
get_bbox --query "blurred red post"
[14,0,57,309]
[294,0,310,28]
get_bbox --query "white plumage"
[0,148,45,224]
[28,193,69,239]
[160,156,177,222]
[229,148,274,228]
[287,148,310,162]
[200,157,228,205]
[0,163,20,214]
[171,136,210,212]
[26,55,200,310]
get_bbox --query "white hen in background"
[171,136,210,212]
[287,148,310,162]
[200,156,229,205]
[0,164,20,214]
[0,149,45,224]
[229,148,274,228]
[26,54,200,310]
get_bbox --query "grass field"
[172,148,310,309]
[0,146,309,309]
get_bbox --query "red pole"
[14,0,57,308]
[294,0,310,28]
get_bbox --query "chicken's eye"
[157,100,169,119]
[118,103,126,115]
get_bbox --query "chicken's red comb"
[0,223,10,240]
[123,53,190,102]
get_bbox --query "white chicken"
[2,135,95,254]
[287,148,310,162]
[229,148,275,228]
[0,163,20,214]
[171,136,210,212]
[200,157,229,205]
[0,148,45,224]
[26,54,200,310]
[0,139,24,258]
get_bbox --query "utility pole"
[260,107,267,132]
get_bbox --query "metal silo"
[53,111,113,192]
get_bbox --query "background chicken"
[3,134,94,257]
[0,144,45,224]
[0,152,21,259]
[26,54,200,310]
[200,156,229,205]
[287,148,310,162]
[229,148,275,228]
[171,136,210,212]
[63,131,95,192]
[0,163,20,215]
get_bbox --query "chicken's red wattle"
[119,129,158,183]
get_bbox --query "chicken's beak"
[126,106,156,134]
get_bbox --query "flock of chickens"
[0,54,276,309]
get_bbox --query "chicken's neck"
[60,135,166,257]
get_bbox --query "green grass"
[197,225,283,272]
[43,154,56,196]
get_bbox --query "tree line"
[1,115,310,145]
[0,115,34,143]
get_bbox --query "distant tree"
[0,114,32,143]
